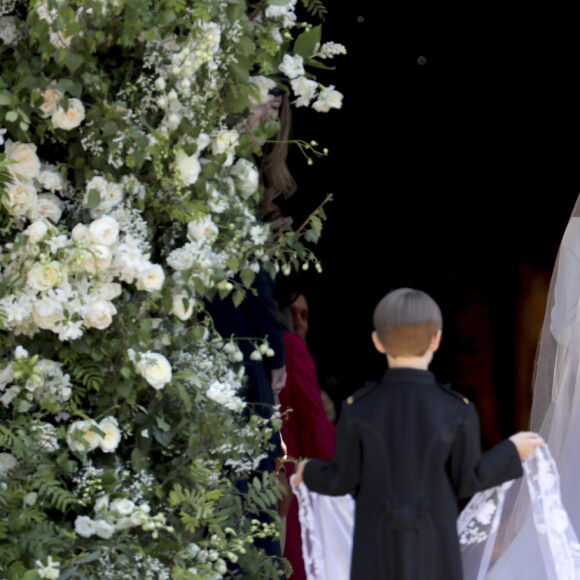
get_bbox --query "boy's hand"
[509,431,545,460]
[292,459,309,486]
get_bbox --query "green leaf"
[294,24,322,59]
[5,111,18,123]
[65,51,84,73]
[0,93,11,106]
[85,189,101,209]
[240,268,256,288]
[268,0,292,5]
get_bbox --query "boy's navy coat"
[303,367,523,580]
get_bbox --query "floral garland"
[0,0,344,578]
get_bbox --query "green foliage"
[0,0,344,576]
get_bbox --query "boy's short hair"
[373,288,442,357]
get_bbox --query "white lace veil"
[460,194,580,580]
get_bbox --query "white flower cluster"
[0,347,72,410]
[74,494,173,540]
[0,153,163,340]
[96,548,171,580]
[67,416,122,454]
[313,41,347,59]
[0,14,21,45]
[35,556,60,580]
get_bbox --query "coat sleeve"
[302,400,360,496]
[449,403,523,499]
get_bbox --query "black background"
[278,3,580,440]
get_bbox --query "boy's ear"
[372,331,386,354]
[429,329,442,352]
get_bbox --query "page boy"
[293,287,544,580]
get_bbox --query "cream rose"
[52,98,86,130]
[136,264,165,292]
[81,245,113,274]
[135,352,172,390]
[171,292,195,321]
[3,181,38,216]
[71,223,91,243]
[175,149,201,186]
[27,193,63,223]
[89,215,119,246]
[98,282,122,301]
[27,261,65,292]
[32,295,65,331]
[5,141,41,182]
[98,416,122,453]
[84,298,117,330]
[39,82,64,118]
[66,419,101,452]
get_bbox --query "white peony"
[3,181,38,216]
[231,158,259,199]
[83,298,117,330]
[134,352,172,390]
[27,261,66,292]
[27,193,63,223]
[39,82,64,118]
[52,98,85,130]
[175,149,201,186]
[136,264,165,292]
[5,141,41,182]
[98,416,121,453]
[171,292,195,321]
[89,215,119,246]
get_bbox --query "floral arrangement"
[0,0,344,578]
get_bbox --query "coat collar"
[382,367,437,385]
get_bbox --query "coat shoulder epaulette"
[344,381,378,406]
[437,382,471,405]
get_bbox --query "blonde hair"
[373,288,442,357]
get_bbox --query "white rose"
[98,282,122,301]
[5,141,41,182]
[71,223,91,243]
[80,244,113,274]
[135,352,172,390]
[84,176,109,208]
[84,298,117,330]
[175,149,201,186]
[98,416,121,453]
[32,296,65,331]
[93,519,115,539]
[187,215,218,244]
[136,264,165,292]
[231,158,259,199]
[39,82,64,118]
[37,167,64,192]
[74,515,96,538]
[171,292,195,321]
[93,495,109,513]
[110,497,136,516]
[24,220,49,244]
[27,193,63,223]
[105,182,123,206]
[0,452,17,476]
[211,130,239,166]
[89,215,119,246]
[66,419,101,452]
[3,181,38,216]
[52,98,85,130]
[27,261,65,292]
